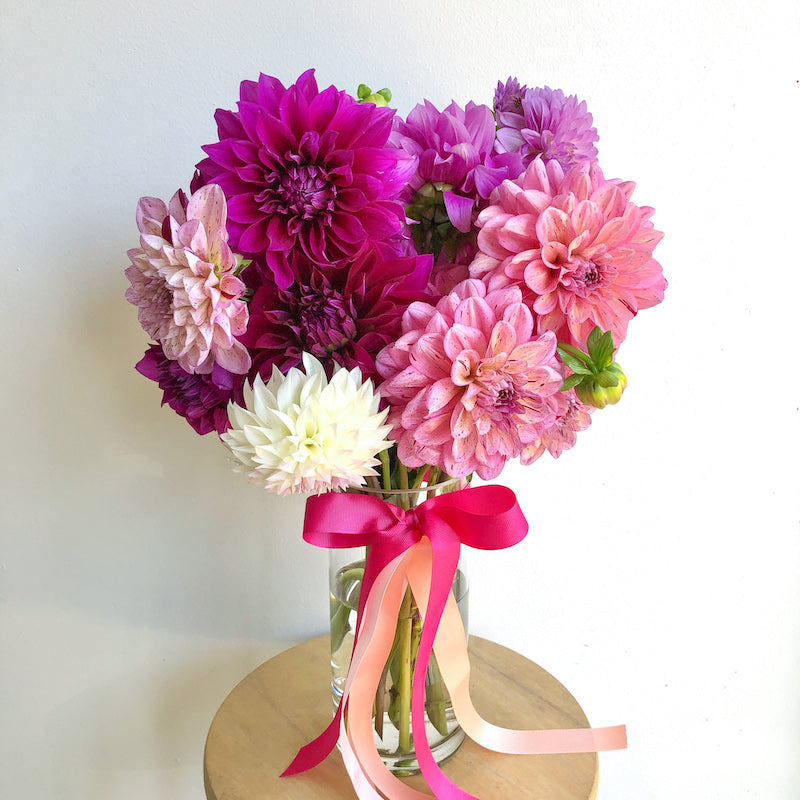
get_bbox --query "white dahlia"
[221,354,393,495]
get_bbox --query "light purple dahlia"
[495,86,599,171]
[193,69,414,288]
[389,99,523,259]
[493,77,528,115]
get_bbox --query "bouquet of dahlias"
[125,69,664,788]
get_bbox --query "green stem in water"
[397,586,414,753]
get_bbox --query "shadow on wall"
[10,244,327,642]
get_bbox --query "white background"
[2,1,798,798]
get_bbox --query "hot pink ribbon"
[283,485,626,799]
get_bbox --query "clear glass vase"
[328,476,468,775]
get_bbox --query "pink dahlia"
[375,279,563,480]
[495,86,598,171]
[520,389,593,464]
[136,344,245,436]
[192,69,414,288]
[241,245,431,383]
[125,185,251,375]
[470,158,666,348]
[390,99,523,259]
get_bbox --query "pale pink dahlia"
[192,70,414,288]
[520,389,593,464]
[375,279,563,480]
[125,185,251,375]
[495,86,599,171]
[470,158,666,348]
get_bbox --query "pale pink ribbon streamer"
[335,539,626,800]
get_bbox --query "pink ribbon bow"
[283,485,626,799]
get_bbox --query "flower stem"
[397,586,414,753]
[379,449,392,491]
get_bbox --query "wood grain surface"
[204,635,599,799]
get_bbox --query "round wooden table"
[204,635,599,799]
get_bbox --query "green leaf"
[558,351,593,375]
[357,83,371,100]
[586,330,614,368]
[586,325,604,353]
[560,373,584,391]
[596,370,620,388]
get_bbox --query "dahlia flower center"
[294,289,357,356]
[263,164,336,221]
[565,256,610,297]
[494,385,521,413]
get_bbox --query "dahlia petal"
[497,217,539,255]
[454,296,494,332]
[443,191,474,233]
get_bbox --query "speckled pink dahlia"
[470,159,666,348]
[495,86,599,171]
[520,389,593,464]
[192,69,414,288]
[376,279,562,480]
[125,185,251,375]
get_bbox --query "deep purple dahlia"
[192,69,414,289]
[495,86,599,171]
[136,344,245,435]
[240,244,432,383]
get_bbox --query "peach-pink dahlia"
[470,158,666,349]
[375,279,562,480]
[125,185,251,375]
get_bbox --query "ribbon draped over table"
[282,485,627,800]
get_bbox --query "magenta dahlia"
[241,244,432,383]
[495,86,599,171]
[389,99,523,260]
[136,344,245,435]
[192,69,414,289]
[376,278,563,480]
[470,158,666,348]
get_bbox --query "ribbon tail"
[342,549,433,800]
[413,574,627,755]
[408,536,479,800]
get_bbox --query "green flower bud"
[356,85,392,106]
[575,363,628,409]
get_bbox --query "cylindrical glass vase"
[328,476,468,775]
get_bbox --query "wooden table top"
[204,635,599,799]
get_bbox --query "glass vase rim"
[346,476,467,496]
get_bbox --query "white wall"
[2,1,798,798]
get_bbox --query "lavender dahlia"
[193,69,414,289]
[495,86,599,172]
